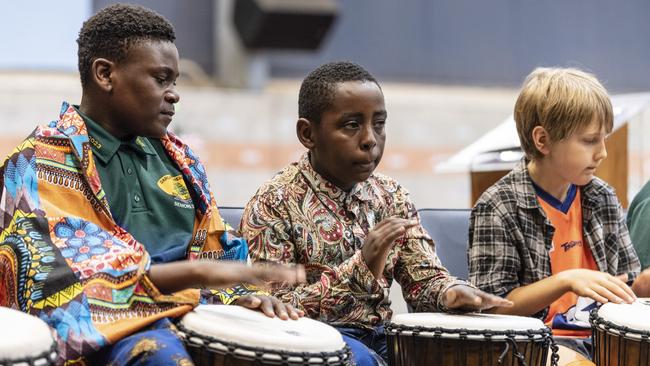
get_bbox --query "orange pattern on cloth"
[0,102,255,364]
[538,189,598,337]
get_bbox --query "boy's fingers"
[272,299,289,320]
[293,265,306,283]
[584,288,608,304]
[286,304,303,320]
[259,297,275,318]
[600,279,633,303]
[594,284,623,304]
[236,295,262,308]
[480,293,513,309]
[608,276,636,301]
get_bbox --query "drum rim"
[590,309,650,341]
[385,321,553,341]
[176,322,352,365]
[0,340,58,366]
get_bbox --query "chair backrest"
[218,206,245,230]
[417,208,471,279]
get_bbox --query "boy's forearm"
[148,261,206,294]
[487,274,568,316]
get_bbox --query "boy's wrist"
[191,260,210,286]
[554,270,572,292]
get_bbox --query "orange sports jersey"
[537,185,598,337]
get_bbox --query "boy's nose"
[359,125,377,151]
[165,90,180,104]
[597,141,608,160]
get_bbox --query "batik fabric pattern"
[242,153,463,329]
[0,102,253,365]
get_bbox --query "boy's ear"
[531,125,552,156]
[91,58,115,93]
[296,118,316,149]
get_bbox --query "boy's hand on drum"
[235,295,305,320]
[557,269,636,304]
[442,285,513,312]
[362,217,418,279]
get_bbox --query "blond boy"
[468,67,645,361]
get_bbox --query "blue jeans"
[336,326,388,366]
[89,318,193,365]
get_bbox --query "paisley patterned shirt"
[242,153,461,329]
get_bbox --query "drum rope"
[176,322,352,365]
[497,336,521,365]
[545,334,559,366]
[590,309,650,366]
[386,322,556,365]
[0,339,57,366]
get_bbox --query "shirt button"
[127,168,134,175]
[134,194,141,202]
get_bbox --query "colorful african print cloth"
[242,153,462,329]
[88,318,193,366]
[0,102,253,365]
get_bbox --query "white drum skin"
[596,299,650,338]
[390,312,548,339]
[178,305,350,365]
[0,307,57,365]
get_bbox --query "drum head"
[0,307,56,361]
[180,305,345,353]
[596,299,650,338]
[389,312,548,340]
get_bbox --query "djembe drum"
[177,305,352,365]
[386,312,557,365]
[0,307,57,366]
[590,299,650,366]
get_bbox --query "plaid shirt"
[469,160,640,318]
[242,153,461,329]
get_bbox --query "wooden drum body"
[590,300,650,366]
[386,312,555,366]
[177,305,351,366]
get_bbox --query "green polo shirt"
[76,108,195,263]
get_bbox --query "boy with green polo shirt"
[0,4,302,365]
[79,110,199,263]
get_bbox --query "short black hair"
[298,61,380,122]
[77,3,176,88]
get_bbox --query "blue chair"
[417,208,471,279]
[218,206,245,231]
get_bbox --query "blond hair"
[514,67,613,160]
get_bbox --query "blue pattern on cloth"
[219,231,249,261]
[88,318,192,365]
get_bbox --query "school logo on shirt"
[157,175,194,209]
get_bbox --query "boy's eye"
[374,120,386,131]
[343,121,360,129]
